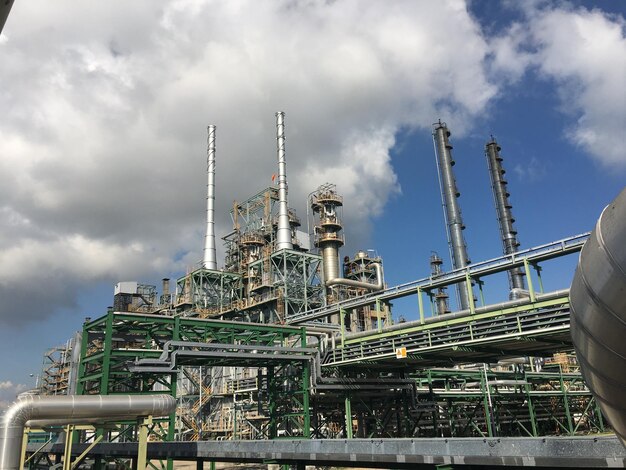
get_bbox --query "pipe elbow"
[2,396,34,429]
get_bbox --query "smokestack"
[275,111,293,250]
[433,121,472,310]
[203,125,218,270]
[485,138,525,290]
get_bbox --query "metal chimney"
[485,138,525,290]
[275,111,293,251]
[203,125,218,270]
[433,121,472,310]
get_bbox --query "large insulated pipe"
[485,138,525,290]
[0,0,15,35]
[570,187,626,447]
[433,122,471,310]
[275,111,293,250]
[0,394,176,470]
[203,125,218,270]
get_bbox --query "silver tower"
[485,138,525,290]
[275,111,293,250]
[433,121,472,310]
[203,125,218,270]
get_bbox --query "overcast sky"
[1,0,625,408]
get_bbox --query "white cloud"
[491,3,626,167]
[0,381,27,411]
[1,0,500,325]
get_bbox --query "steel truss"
[75,312,311,450]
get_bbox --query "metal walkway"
[288,233,588,324]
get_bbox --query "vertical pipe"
[429,252,449,315]
[433,122,471,310]
[275,112,293,250]
[485,138,525,290]
[203,125,218,270]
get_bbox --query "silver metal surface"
[433,122,472,310]
[0,394,175,470]
[321,245,340,282]
[0,0,15,34]
[67,331,82,395]
[326,262,384,291]
[203,125,218,269]
[485,139,525,290]
[570,187,626,447]
[275,111,293,250]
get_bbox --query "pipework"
[203,125,218,269]
[275,111,293,250]
[485,138,525,290]
[433,121,472,310]
[0,394,176,470]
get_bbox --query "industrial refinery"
[3,112,626,469]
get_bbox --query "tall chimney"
[485,138,525,290]
[433,121,472,310]
[275,111,293,250]
[203,125,218,269]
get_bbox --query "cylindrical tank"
[485,138,525,290]
[570,187,626,447]
[433,122,472,310]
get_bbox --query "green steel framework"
[75,311,311,459]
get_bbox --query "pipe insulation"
[275,111,293,250]
[570,187,626,447]
[203,125,218,270]
[321,245,340,282]
[433,122,472,310]
[0,394,175,470]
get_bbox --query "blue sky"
[0,0,624,407]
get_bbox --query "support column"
[137,416,152,470]
[345,394,353,439]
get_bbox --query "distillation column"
[275,111,293,251]
[433,121,472,310]
[310,184,345,291]
[485,138,525,291]
[203,125,218,270]
[430,252,450,315]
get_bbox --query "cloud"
[514,156,548,182]
[0,381,27,411]
[0,0,500,326]
[490,3,626,167]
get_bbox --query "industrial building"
[6,113,626,469]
